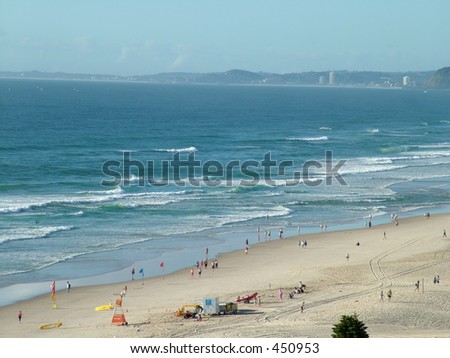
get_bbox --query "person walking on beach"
[18,310,22,323]
[66,281,71,293]
[346,253,350,262]
[244,245,248,255]
[415,280,420,292]
[131,267,135,280]
[443,230,447,238]
[379,290,384,302]
[300,301,305,313]
[387,289,392,302]
[278,288,283,302]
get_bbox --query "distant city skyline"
[1,1,450,76]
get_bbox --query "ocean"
[1,79,450,306]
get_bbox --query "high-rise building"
[329,71,335,85]
[402,76,410,86]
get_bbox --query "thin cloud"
[169,55,185,71]
[117,46,129,63]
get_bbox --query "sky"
[1,0,450,76]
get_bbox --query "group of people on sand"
[196,258,218,270]
[278,284,306,313]
[190,257,219,278]
[285,281,307,300]
[183,304,203,321]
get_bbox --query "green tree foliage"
[331,313,369,338]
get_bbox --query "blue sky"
[1,0,449,75]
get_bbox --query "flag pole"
[139,268,144,286]
[50,280,57,309]
[160,262,165,280]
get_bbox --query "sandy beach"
[1,212,450,338]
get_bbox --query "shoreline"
[0,206,447,308]
[1,211,450,337]
[0,205,439,308]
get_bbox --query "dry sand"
[1,213,450,338]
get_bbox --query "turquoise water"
[1,79,450,306]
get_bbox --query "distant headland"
[1,67,450,88]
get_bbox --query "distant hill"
[133,69,435,87]
[0,69,437,88]
[428,67,450,88]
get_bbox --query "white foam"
[80,187,124,195]
[154,146,198,153]
[209,205,292,228]
[0,225,74,244]
[415,143,450,150]
[287,136,328,142]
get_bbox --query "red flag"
[159,262,164,268]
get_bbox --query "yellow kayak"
[40,322,62,330]
[95,304,114,311]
